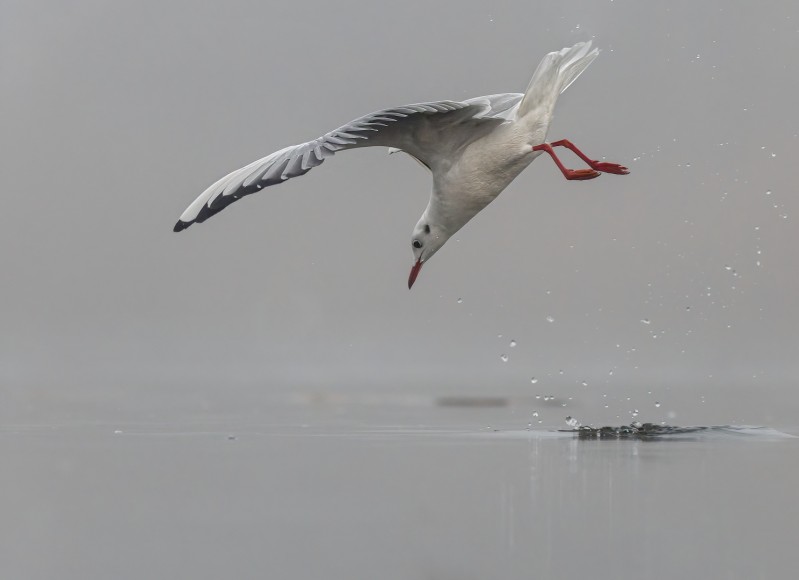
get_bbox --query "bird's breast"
[446,132,534,197]
[431,123,543,232]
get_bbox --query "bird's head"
[408,217,449,289]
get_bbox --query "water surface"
[3,393,797,580]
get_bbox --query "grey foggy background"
[3,0,799,427]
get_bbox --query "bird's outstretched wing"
[174,99,514,231]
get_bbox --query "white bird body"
[433,118,546,224]
[174,42,628,287]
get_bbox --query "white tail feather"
[517,41,598,119]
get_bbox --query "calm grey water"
[3,388,798,580]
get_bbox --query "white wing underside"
[175,94,523,230]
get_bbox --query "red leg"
[550,139,629,175]
[532,143,601,180]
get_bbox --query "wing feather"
[174,98,517,231]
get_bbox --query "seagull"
[174,41,628,288]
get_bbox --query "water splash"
[559,423,796,440]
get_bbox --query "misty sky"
[3,0,798,421]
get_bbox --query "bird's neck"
[427,189,491,238]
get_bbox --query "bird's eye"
[412,240,423,249]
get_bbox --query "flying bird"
[174,41,628,288]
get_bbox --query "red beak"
[408,258,423,289]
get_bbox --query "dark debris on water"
[560,422,710,439]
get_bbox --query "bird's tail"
[516,41,598,120]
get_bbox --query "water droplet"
[530,377,538,384]
[565,416,581,428]
[500,354,509,362]
[532,411,539,417]
[509,340,517,348]
[497,334,503,338]
[766,190,772,195]
[655,401,661,408]
[546,315,555,323]
[581,381,588,387]
[771,152,777,158]
[559,370,564,375]
[640,318,651,325]
[456,298,463,304]
[724,265,732,271]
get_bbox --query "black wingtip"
[173,220,190,232]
